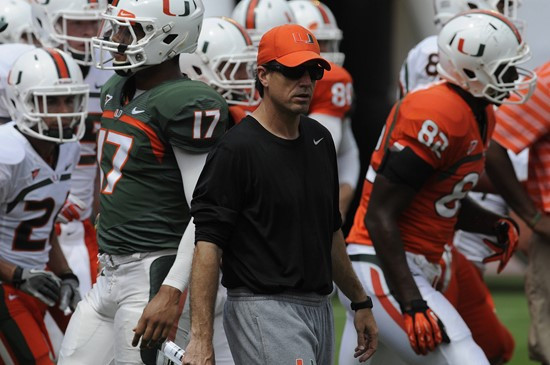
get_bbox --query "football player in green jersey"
[58,0,229,364]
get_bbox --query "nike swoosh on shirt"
[131,107,145,115]
[313,138,324,145]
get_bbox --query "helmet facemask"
[8,85,89,143]
[53,8,103,66]
[92,14,155,75]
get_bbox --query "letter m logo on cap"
[292,32,314,44]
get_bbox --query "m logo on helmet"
[163,0,191,17]
[292,32,314,44]
[457,38,485,57]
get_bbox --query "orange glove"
[482,217,519,274]
[403,299,450,355]
[56,194,87,224]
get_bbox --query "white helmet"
[231,0,296,46]
[179,17,259,106]
[433,0,498,28]
[486,0,525,32]
[5,48,89,143]
[289,0,344,66]
[437,10,536,104]
[0,0,35,44]
[30,0,107,66]
[92,0,204,75]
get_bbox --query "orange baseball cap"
[257,24,331,70]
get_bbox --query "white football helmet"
[0,0,35,44]
[433,0,498,28]
[289,0,344,66]
[437,10,536,104]
[92,0,204,74]
[231,0,296,46]
[30,0,107,66]
[179,17,259,106]
[5,48,89,143]
[486,0,525,32]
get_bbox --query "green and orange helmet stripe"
[45,48,71,79]
[224,16,253,45]
[245,0,260,29]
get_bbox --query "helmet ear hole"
[463,69,476,79]
[192,66,202,76]
[163,34,177,45]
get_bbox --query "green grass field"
[332,276,538,365]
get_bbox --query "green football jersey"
[97,74,228,254]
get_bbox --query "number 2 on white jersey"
[97,129,134,195]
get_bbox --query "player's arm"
[455,196,504,234]
[366,146,449,354]
[332,229,378,362]
[132,147,207,349]
[486,141,550,238]
[337,117,360,218]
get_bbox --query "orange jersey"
[493,61,550,211]
[347,82,496,262]
[310,62,353,119]
[230,105,257,126]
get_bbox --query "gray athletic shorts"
[224,288,333,365]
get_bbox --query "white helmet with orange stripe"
[231,0,296,46]
[0,0,36,44]
[92,0,204,75]
[288,0,344,66]
[5,48,89,143]
[433,0,498,28]
[179,17,259,106]
[30,0,107,66]
[437,10,536,104]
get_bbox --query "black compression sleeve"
[377,147,435,191]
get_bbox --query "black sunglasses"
[263,62,325,81]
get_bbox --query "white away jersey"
[0,123,80,269]
[398,35,439,97]
[71,63,113,219]
[0,43,114,219]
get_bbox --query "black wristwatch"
[350,296,373,311]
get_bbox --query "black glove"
[13,266,61,306]
[58,272,82,313]
[483,218,520,274]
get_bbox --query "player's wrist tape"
[59,272,79,283]
[11,266,23,287]
[350,296,373,311]
[528,211,543,228]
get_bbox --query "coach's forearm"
[189,241,222,341]
[332,230,368,303]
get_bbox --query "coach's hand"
[483,217,519,274]
[353,307,378,362]
[402,299,450,355]
[58,272,81,313]
[182,338,215,365]
[132,285,182,349]
[13,267,61,306]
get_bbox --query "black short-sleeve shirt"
[191,115,341,295]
